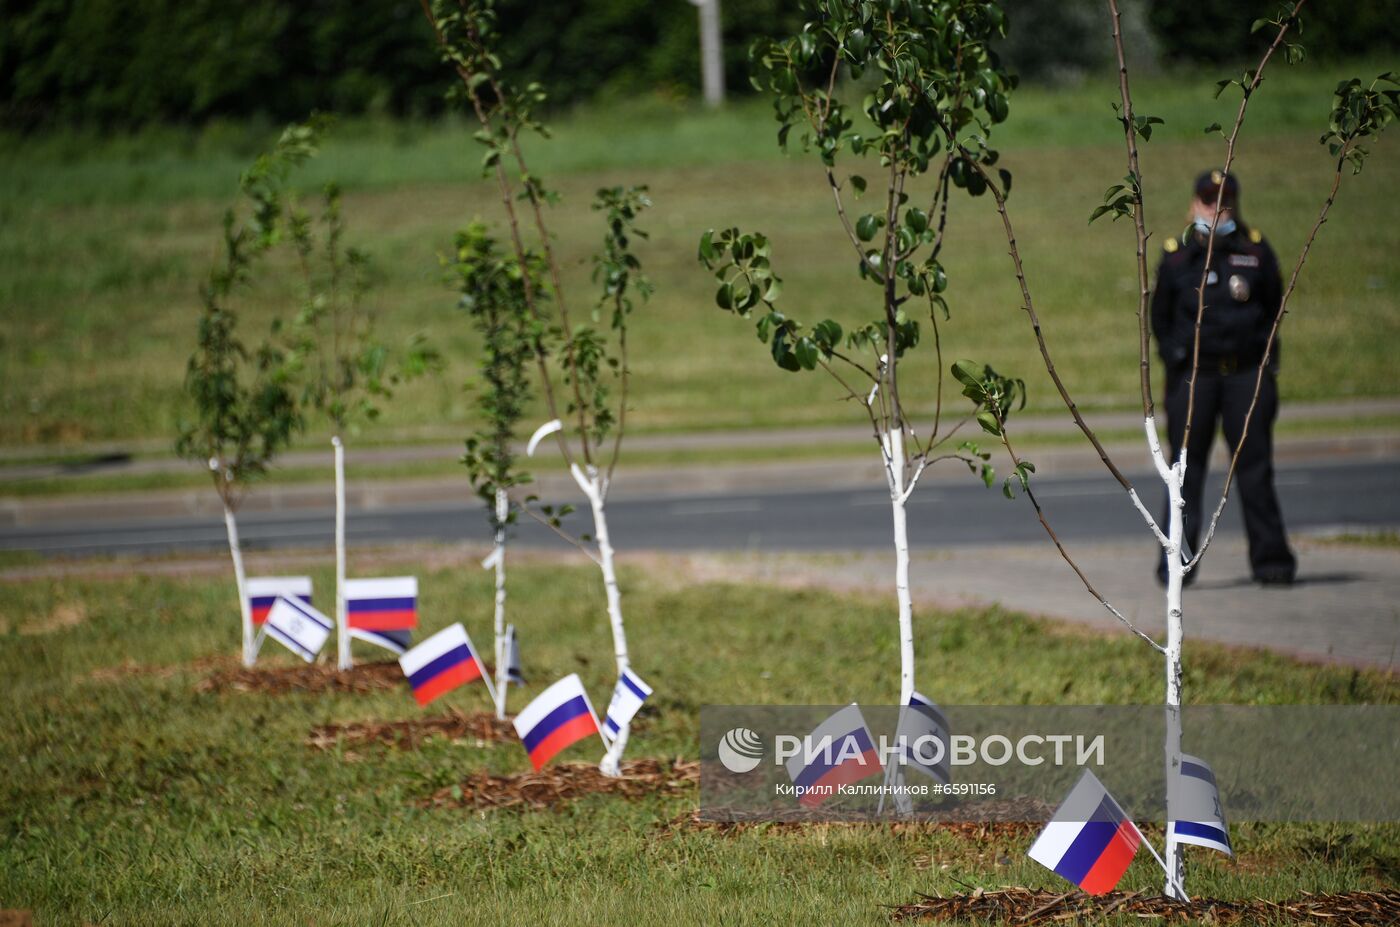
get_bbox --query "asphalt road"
[3,458,1396,559]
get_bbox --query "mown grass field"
[2,555,1396,924]
[2,58,1397,450]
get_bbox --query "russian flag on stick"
[263,596,333,663]
[785,704,884,808]
[513,674,603,771]
[346,577,418,631]
[350,627,412,656]
[1169,754,1232,856]
[246,577,312,625]
[1028,769,1144,895]
[398,624,484,707]
[602,667,652,742]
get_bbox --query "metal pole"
[690,0,725,107]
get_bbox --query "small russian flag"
[246,576,312,625]
[398,624,483,707]
[346,577,418,631]
[784,704,884,808]
[513,674,602,771]
[1028,769,1143,895]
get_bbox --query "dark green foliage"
[447,222,538,518]
[0,1,442,129]
[174,124,319,506]
[703,0,1016,376]
[1322,72,1400,174]
[1148,0,1400,66]
[0,0,803,130]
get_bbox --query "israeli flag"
[1169,754,1232,855]
[263,596,332,663]
[602,667,652,742]
[896,691,951,784]
[505,624,524,686]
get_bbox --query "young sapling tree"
[278,131,438,671]
[448,221,537,718]
[176,124,318,667]
[421,0,655,774]
[978,0,1396,897]
[699,0,1023,726]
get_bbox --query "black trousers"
[1163,367,1296,577]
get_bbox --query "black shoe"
[1254,565,1295,587]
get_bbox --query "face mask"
[1193,215,1236,237]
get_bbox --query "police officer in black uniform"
[1151,169,1297,586]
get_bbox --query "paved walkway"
[679,536,1400,670]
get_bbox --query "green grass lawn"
[1,58,1397,449]
[1,557,1396,924]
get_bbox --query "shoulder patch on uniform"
[1163,237,1179,253]
[1248,227,1263,243]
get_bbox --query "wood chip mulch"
[890,887,1400,925]
[419,758,699,812]
[657,809,1039,840]
[307,709,514,751]
[197,659,405,694]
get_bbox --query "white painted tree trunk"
[1163,460,1187,899]
[222,501,255,668]
[333,435,351,671]
[492,488,509,720]
[572,463,630,777]
[1145,416,1187,898]
[882,427,917,815]
[882,427,916,706]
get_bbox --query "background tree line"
[1,0,1396,130]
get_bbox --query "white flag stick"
[333,435,351,671]
[478,653,502,718]
[1139,831,1189,902]
[526,419,562,457]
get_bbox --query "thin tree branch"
[1181,2,1304,458]
[417,0,575,469]
[967,164,1136,483]
[493,84,597,468]
[1106,0,1156,421]
[514,498,601,566]
[1186,153,1343,570]
[604,310,629,495]
[993,410,1166,653]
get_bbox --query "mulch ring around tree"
[419,758,699,812]
[890,887,1400,925]
[307,710,514,751]
[657,810,1040,841]
[197,659,404,695]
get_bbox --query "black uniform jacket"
[1150,225,1283,374]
